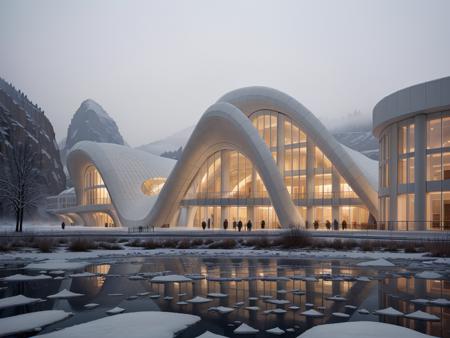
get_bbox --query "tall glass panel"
[428,118,441,149]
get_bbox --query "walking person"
[237,220,243,232]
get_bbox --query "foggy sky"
[1,0,449,146]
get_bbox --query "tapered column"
[277,114,285,174]
[414,115,426,231]
[221,150,231,226]
[306,139,315,223]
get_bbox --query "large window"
[427,152,450,181]
[427,115,450,149]
[426,192,450,230]
[83,166,111,205]
[379,133,390,188]
[397,194,414,230]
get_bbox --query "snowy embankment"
[34,311,200,338]
[1,246,446,265]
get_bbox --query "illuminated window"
[83,166,111,205]
[141,177,166,196]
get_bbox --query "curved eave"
[373,76,450,137]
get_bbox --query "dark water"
[0,256,449,337]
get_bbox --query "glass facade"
[426,192,450,230]
[83,165,111,205]
[183,109,369,229]
[378,110,450,231]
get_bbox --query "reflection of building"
[47,87,379,228]
[374,76,450,230]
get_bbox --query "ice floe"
[0,310,71,336]
[297,321,436,338]
[36,311,200,338]
[47,289,84,299]
[357,258,395,267]
[0,294,43,309]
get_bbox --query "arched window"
[83,165,111,205]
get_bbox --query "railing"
[183,191,359,201]
[375,220,450,232]
[46,196,77,210]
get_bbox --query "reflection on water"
[0,257,448,337]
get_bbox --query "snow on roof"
[297,321,435,338]
[196,331,228,338]
[36,311,201,338]
[0,310,71,337]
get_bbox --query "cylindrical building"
[373,76,450,231]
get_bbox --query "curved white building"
[48,87,378,229]
[47,141,175,227]
[374,76,450,231]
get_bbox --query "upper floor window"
[398,123,414,154]
[427,115,450,149]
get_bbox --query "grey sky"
[1,0,449,146]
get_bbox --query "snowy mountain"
[137,125,194,157]
[0,77,66,218]
[64,99,125,151]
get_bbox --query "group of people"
[201,219,267,231]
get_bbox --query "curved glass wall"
[182,109,370,229]
[83,165,111,205]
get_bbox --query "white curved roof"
[218,86,379,217]
[373,76,450,136]
[67,141,175,227]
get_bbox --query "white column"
[414,115,426,231]
[220,150,230,226]
[306,139,315,224]
[389,125,398,230]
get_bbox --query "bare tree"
[0,142,44,232]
